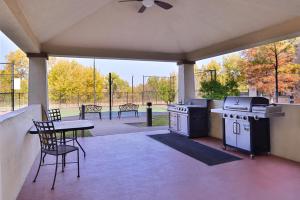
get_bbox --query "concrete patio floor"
[64,114,169,136]
[17,130,300,200]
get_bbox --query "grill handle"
[236,122,240,134]
[233,122,237,134]
[233,122,241,135]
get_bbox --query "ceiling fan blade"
[138,5,146,13]
[119,0,142,2]
[154,1,173,9]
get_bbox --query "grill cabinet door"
[169,112,178,132]
[225,118,237,147]
[236,120,251,151]
[178,114,188,136]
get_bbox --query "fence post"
[11,63,14,111]
[18,93,21,108]
[131,76,134,103]
[109,73,112,120]
[59,92,62,107]
[142,75,145,105]
[77,92,80,107]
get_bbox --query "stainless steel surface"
[224,115,251,151]
[252,105,282,113]
[187,98,209,107]
[168,98,209,137]
[225,118,236,147]
[223,96,269,112]
[236,119,251,151]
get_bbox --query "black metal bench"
[79,105,102,119]
[118,103,139,118]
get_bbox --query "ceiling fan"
[119,0,173,13]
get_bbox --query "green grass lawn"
[139,115,169,127]
[150,115,169,126]
[62,130,93,138]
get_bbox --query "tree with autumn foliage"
[48,60,105,103]
[242,39,300,102]
[0,49,29,93]
[104,72,130,99]
[197,55,244,99]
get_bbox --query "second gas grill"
[212,96,284,158]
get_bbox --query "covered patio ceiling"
[1,0,300,61]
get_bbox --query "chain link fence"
[49,91,170,108]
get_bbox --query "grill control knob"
[243,116,248,121]
[236,115,241,119]
[223,114,228,118]
[229,114,234,118]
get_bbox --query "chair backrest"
[80,105,102,113]
[85,105,102,112]
[119,103,139,111]
[33,120,58,152]
[48,109,62,121]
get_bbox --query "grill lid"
[223,96,269,112]
[187,98,209,107]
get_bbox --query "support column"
[177,60,196,104]
[27,53,49,111]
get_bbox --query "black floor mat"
[148,133,241,166]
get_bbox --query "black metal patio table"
[29,120,94,157]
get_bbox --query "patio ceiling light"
[143,0,154,8]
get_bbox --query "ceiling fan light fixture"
[143,0,154,7]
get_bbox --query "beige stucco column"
[177,60,196,104]
[27,53,49,111]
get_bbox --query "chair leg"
[64,154,66,167]
[51,156,59,190]
[62,154,65,172]
[59,132,63,144]
[99,112,101,120]
[73,131,75,146]
[77,149,80,178]
[76,138,86,157]
[33,152,43,183]
[42,153,46,163]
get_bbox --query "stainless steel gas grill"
[211,96,284,158]
[168,99,210,138]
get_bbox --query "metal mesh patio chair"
[32,120,80,190]
[48,108,62,121]
[48,108,86,157]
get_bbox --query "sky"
[0,31,224,85]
